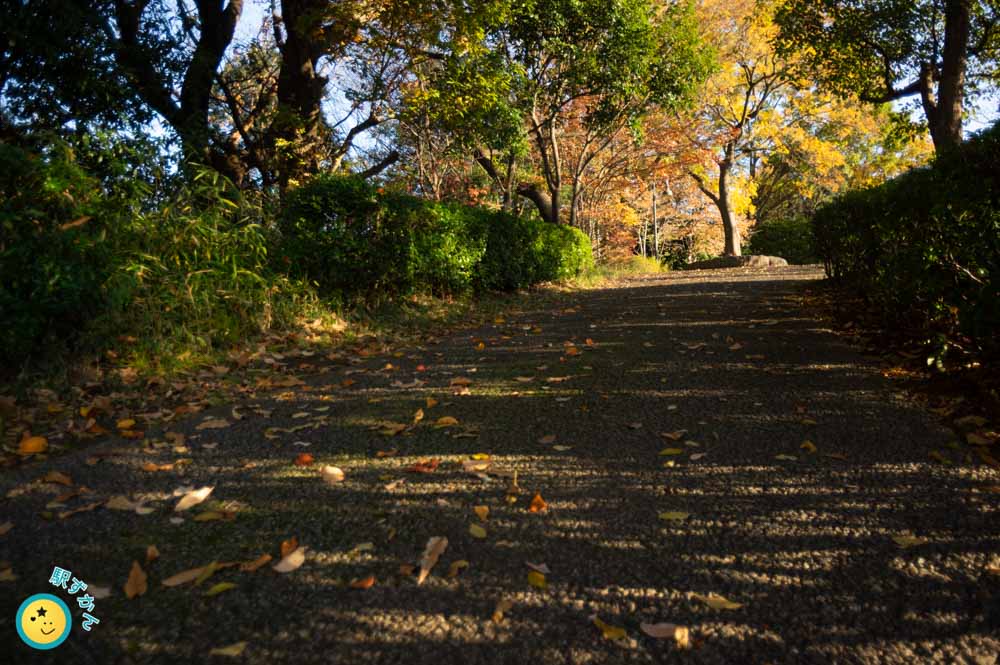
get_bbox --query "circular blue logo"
[16,593,72,650]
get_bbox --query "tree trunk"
[934,0,971,152]
[717,155,741,257]
[516,182,556,224]
[274,0,328,189]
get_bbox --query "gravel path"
[3,266,999,664]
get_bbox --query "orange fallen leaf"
[294,453,315,466]
[529,493,548,513]
[434,416,459,428]
[18,435,48,455]
[124,561,148,599]
[349,575,377,590]
[425,397,438,408]
[117,418,136,430]
[239,554,273,572]
[406,458,440,473]
[375,449,398,458]
[280,536,299,558]
[146,545,160,562]
[473,505,489,521]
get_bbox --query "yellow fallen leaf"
[124,561,147,599]
[195,418,230,431]
[893,535,929,548]
[418,536,448,585]
[800,440,818,453]
[204,582,237,597]
[659,511,690,522]
[492,598,513,623]
[527,570,547,589]
[473,506,489,521]
[18,436,48,455]
[412,408,425,424]
[193,511,227,522]
[434,416,459,428]
[692,592,742,610]
[774,454,797,461]
[174,486,213,512]
[469,523,487,539]
[447,560,469,578]
[117,418,136,430]
[321,465,345,484]
[209,642,248,657]
[592,616,627,640]
[660,448,684,456]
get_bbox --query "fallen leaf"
[205,582,237,597]
[434,416,459,428]
[196,418,230,430]
[412,408,425,425]
[526,562,551,574]
[209,642,248,657]
[89,585,111,599]
[800,440,818,453]
[141,462,174,472]
[774,454,798,461]
[124,561,148,599]
[117,418,136,430]
[162,566,209,587]
[955,415,988,429]
[640,622,690,648]
[240,554,273,572]
[690,453,706,461]
[41,471,72,486]
[538,435,556,444]
[447,560,469,578]
[174,486,213,512]
[0,568,17,582]
[146,545,160,562]
[57,501,102,520]
[406,458,440,473]
[660,448,684,456]
[417,536,448,585]
[473,505,489,521]
[528,493,548,513]
[0,522,12,536]
[294,453,315,466]
[691,592,742,610]
[273,546,307,573]
[18,436,48,455]
[592,616,627,640]
[425,397,438,408]
[492,598,513,623]
[893,535,929,548]
[349,575,377,589]
[527,570,547,589]
[462,459,490,473]
[280,536,299,558]
[627,422,643,430]
[659,511,691,522]
[450,377,472,387]
[469,523,487,539]
[553,445,572,451]
[321,465,345,484]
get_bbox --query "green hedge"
[812,122,1000,357]
[0,141,113,362]
[277,175,593,301]
[745,217,818,265]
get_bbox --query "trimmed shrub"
[745,217,817,264]
[812,122,1000,358]
[278,175,593,301]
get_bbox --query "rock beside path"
[685,254,789,270]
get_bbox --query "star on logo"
[36,606,48,618]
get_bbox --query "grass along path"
[2,265,999,664]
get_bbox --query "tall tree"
[774,0,1000,153]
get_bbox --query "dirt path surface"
[4,266,999,664]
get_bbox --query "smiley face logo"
[16,593,72,650]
